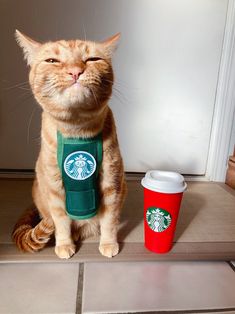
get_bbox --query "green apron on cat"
[57,131,102,220]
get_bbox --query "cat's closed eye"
[85,57,103,63]
[45,58,60,63]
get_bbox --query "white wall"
[0,0,228,174]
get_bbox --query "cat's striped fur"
[12,31,127,259]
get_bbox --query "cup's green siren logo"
[146,207,172,232]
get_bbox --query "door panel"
[0,0,228,173]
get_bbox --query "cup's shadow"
[173,191,206,242]
[118,187,144,247]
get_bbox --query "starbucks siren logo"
[64,151,96,180]
[146,207,172,232]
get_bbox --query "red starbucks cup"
[141,170,187,253]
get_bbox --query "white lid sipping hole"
[141,170,187,194]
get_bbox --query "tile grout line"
[111,309,235,314]
[76,262,84,314]
[227,261,235,272]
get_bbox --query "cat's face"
[16,31,119,118]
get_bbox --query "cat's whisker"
[100,77,130,104]
[32,135,41,143]
[115,76,131,88]
[104,78,128,91]
[82,21,87,41]
[27,107,37,143]
[110,85,129,104]
[112,87,127,98]
[104,72,134,92]
[89,87,99,107]
[3,81,30,91]
[40,81,59,98]
[18,87,31,91]
[18,91,33,99]
[112,91,128,107]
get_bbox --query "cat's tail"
[12,206,54,252]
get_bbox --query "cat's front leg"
[99,207,120,258]
[99,176,126,258]
[48,191,76,259]
[53,215,76,259]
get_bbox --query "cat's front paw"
[55,244,76,259]
[99,242,119,258]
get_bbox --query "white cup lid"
[141,170,187,194]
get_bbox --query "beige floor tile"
[0,263,79,314]
[82,261,235,313]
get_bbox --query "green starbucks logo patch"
[146,207,172,232]
[64,151,96,181]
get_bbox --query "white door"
[0,0,228,174]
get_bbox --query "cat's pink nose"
[68,67,84,81]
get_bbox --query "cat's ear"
[102,33,120,56]
[15,30,41,66]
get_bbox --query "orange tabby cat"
[12,30,127,259]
